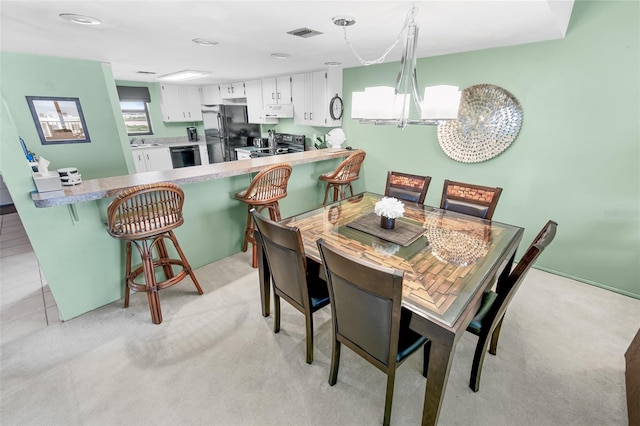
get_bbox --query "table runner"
[346,213,425,246]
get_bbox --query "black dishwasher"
[170,145,201,168]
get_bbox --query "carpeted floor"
[1,251,638,426]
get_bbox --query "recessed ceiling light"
[192,38,219,46]
[324,62,342,67]
[271,53,290,59]
[157,70,211,82]
[59,13,102,25]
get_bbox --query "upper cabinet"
[220,82,246,99]
[201,85,222,105]
[245,79,278,125]
[159,84,203,122]
[262,75,292,105]
[292,67,343,127]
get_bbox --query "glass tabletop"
[282,192,523,327]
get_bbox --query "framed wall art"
[26,96,91,145]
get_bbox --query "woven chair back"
[107,182,184,240]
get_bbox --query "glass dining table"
[255,192,524,425]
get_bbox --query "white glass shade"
[351,87,411,120]
[421,85,462,120]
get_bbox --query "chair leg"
[168,231,204,295]
[469,332,492,392]
[140,240,162,324]
[347,183,354,198]
[274,294,281,333]
[383,369,397,426]
[156,238,174,280]
[329,340,341,386]
[305,313,314,364]
[489,315,505,355]
[322,184,331,206]
[422,340,431,378]
[124,241,132,308]
[242,208,252,252]
[332,185,339,203]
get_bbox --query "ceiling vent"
[287,27,323,38]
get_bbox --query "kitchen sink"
[131,143,161,148]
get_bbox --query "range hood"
[263,104,293,118]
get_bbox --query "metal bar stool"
[319,151,366,206]
[106,182,203,324]
[234,163,292,268]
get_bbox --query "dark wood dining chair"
[385,171,431,204]
[251,209,330,364]
[440,179,503,220]
[317,238,429,426]
[235,163,292,268]
[466,220,558,392]
[319,150,366,205]
[106,182,203,324]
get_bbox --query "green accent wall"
[341,0,639,298]
[0,52,130,179]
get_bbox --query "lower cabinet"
[132,147,173,173]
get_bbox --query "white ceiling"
[0,1,574,85]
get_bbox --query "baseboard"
[0,204,17,215]
[533,265,640,300]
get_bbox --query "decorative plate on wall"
[437,84,523,163]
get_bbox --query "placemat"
[346,213,426,247]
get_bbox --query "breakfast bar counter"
[32,148,357,207]
[24,147,362,321]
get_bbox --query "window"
[116,85,153,136]
[120,101,153,135]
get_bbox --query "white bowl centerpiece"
[374,197,405,230]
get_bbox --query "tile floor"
[0,211,60,344]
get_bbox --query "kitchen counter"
[32,148,359,208]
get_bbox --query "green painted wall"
[0,52,130,179]
[341,1,639,298]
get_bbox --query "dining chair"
[319,150,366,206]
[384,171,431,204]
[466,220,558,392]
[235,163,292,268]
[106,182,203,324]
[251,209,330,364]
[317,238,429,426]
[440,179,503,220]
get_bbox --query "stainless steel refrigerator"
[202,105,261,163]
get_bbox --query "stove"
[250,133,305,158]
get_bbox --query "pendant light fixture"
[334,4,461,128]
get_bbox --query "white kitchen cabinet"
[245,79,277,124]
[219,82,246,99]
[292,68,342,127]
[262,75,292,105]
[201,85,222,105]
[159,84,203,122]
[132,147,173,173]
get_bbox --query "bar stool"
[106,182,203,324]
[235,163,292,268]
[319,151,366,206]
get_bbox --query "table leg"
[421,339,455,426]
[255,229,270,317]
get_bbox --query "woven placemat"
[346,213,425,247]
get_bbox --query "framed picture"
[26,96,91,145]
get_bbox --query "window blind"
[116,86,151,102]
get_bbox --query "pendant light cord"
[339,5,418,66]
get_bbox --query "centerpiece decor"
[374,197,405,230]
